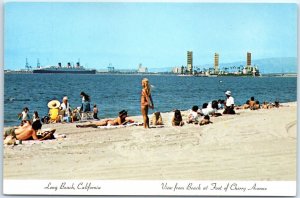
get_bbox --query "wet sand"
[3,102,297,180]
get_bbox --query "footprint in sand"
[286,120,297,138]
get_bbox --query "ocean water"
[4,74,297,126]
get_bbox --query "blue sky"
[4,2,297,70]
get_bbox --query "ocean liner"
[33,62,96,74]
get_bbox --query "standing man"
[223,91,235,114]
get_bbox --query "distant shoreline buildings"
[172,51,260,76]
[6,52,297,76]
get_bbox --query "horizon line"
[4,56,297,70]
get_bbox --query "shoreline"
[3,102,297,180]
[3,101,298,128]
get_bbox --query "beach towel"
[97,122,143,129]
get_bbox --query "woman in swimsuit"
[76,110,131,128]
[140,78,154,128]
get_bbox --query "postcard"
[2,0,297,196]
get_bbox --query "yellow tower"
[187,51,193,75]
[214,53,219,74]
[247,52,251,66]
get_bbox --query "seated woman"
[59,96,72,122]
[150,112,163,125]
[48,100,61,123]
[76,110,133,128]
[172,110,184,126]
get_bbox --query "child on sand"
[199,115,213,126]
[18,107,30,122]
[172,110,184,126]
[93,104,99,120]
[274,99,280,108]
[151,112,163,125]
[249,96,256,110]
[32,111,41,123]
[187,106,201,124]
[254,101,260,110]
[262,101,269,109]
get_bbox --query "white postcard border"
[3,180,296,196]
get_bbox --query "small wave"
[4,119,18,123]
[6,98,31,102]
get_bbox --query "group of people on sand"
[237,96,280,110]
[4,77,283,143]
[170,90,234,127]
[76,79,240,129]
[76,78,154,129]
[43,92,100,124]
[3,91,99,143]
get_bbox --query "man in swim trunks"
[4,120,43,141]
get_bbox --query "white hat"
[63,96,68,101]
[225,91,231,96]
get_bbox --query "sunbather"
[236,100,250,110]
[3,120,45,141]
[76,110,134,128]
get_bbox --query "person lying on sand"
[199,115,213,126]
[76,110,134,128]
[3,120,54,141]
[235,100,250,110]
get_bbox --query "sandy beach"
[3,102,297,180]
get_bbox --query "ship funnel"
[58,62,62,67]
[67,62,71,68]
[76,62,80,67]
